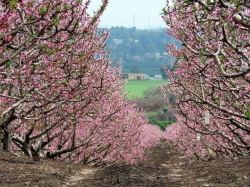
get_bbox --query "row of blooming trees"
[162,0,250,160]
[0,0,164,165]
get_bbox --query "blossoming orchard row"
[162,0,250,160]
[0,0,165,166]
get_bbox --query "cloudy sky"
[88,0,167,29]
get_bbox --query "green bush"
[149,119,177,131]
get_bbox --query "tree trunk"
[1,129,10,151]
[22,142,32,157]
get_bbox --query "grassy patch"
[124,80,167,99]
[146,112,158,116]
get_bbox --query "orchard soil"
[1,142,250,187]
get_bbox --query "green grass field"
[124,79,167,99]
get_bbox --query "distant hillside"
[101,27,181,76]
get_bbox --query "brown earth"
[0,142,250,187]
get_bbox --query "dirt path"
[62,142,188,186]
[62,167,98,187]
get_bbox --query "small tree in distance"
[130,64,141,74]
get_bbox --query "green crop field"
[124,79,167,99]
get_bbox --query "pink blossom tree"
[162,0,250,160]
[0,0,163,165]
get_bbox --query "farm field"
[124,79,167,99]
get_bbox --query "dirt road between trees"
[0,143,250,186]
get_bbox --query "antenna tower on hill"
[133,13,135,27]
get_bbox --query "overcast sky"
[88,0,167,29]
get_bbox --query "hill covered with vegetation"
[102,27,181,76]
